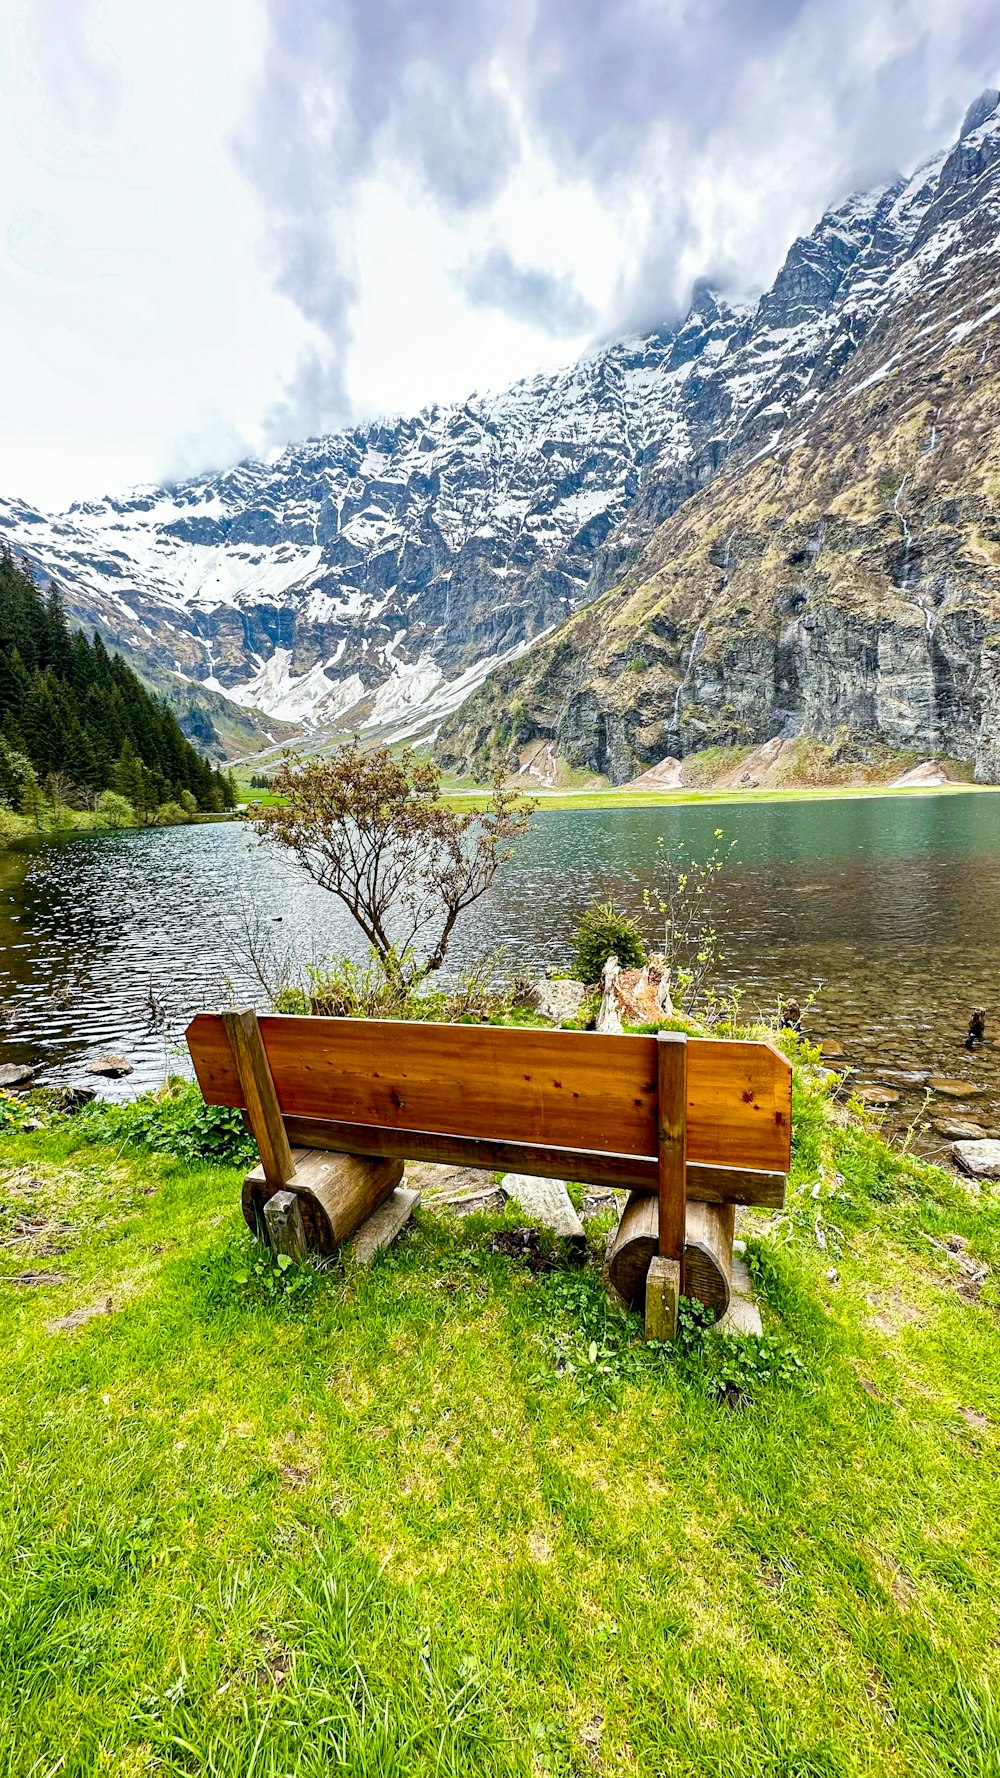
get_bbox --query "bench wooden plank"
[278,1118,786,1205]
[278,1118,786,1206]
[187,1015,791,1175]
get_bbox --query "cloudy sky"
[2,0,998,510]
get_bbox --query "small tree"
[250,745,533,988]
[573,899,646,984]
[95,790,134,829]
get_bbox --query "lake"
[2,792,999,1162]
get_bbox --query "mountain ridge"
[2,93,999,776]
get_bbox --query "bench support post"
[223,1007,295,1191]
[645,1255,682,1342]
[651,1031,687,1341]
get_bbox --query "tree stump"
[606,1193,735,1315]
[243,1148,403,1255]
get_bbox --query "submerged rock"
[927,1077,985,1098]
[934,1118,987,1141]
[856,1085,900,1107]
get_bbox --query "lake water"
[2,792,999,1162]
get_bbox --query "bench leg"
[645,1255,681,1341]
[264,1189,308,1263]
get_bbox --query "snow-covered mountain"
[441,90,1000,782]
[4,91,1000,767]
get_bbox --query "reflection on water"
[1,794,999,1160]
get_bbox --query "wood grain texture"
[656,1032,687,1265]
[281,1119,787,1205]
[221,1008,295,1190]
[607,1193,734,1312]
[242,1148,402,1254]
[188,1014,792,1172]
[263,1189,307,1262]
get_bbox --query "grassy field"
[2,1072,999,1776]
[237,781,997,815]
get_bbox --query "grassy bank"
[238,780,999,816]
[440,782,996,813]
[2,1069,999,1775]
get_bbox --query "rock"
[349,1187,420,1266]
[952,1139,1000,1179]
[501,1174,586,1246]
[0,1064,35,1090]
[856,1086,900,1107]
[889,761,950,787]
[818,1040,845,1059]
[524,978,586,1023]
[86,1055,134,1079]
[876,1069,930,1086]
[927,1077,985,1098]
[933,1118,987,1141]
[717,1258,763,1338]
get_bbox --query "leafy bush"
[572,899,646,983]
[95,790,134,829]
[79,1081,256,1167]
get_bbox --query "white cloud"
[1,0,998,510]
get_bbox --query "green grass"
[2,1076,1000,1775]
[443,782,996,812]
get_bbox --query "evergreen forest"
[0,551,234,821]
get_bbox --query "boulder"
[524,978,586,1023]
[0,1064,35,1091]
[928,1077,985,1098]
[86,1054,134,1079]
[952,1139,1000,1179]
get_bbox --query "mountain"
[441,91,1000,783]
[3,93,1000,779]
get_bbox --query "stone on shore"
[952,1139,1000,1179]
[524,978,586,1023]
[0,1063,35,1090]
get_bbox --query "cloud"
[241,0,1000,439]
[459,246,597,335]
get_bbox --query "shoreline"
[440,780,998,813]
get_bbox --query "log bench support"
[225,1008,407,1259]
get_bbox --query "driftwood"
[243,1147,403,1254]
[607,1193,735,1314]
[596,954,673,1035]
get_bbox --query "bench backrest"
[186,1012,792,1208]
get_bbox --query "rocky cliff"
[440,93,1000,784]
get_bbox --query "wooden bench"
[186,1009,792,1338]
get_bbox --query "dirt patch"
[489,1228,560,1272]
[47,1297,115,1334]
